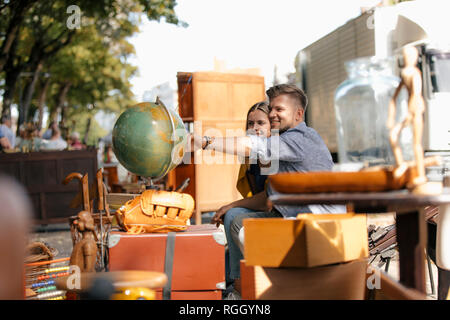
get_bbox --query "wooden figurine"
[387,46,442,194]
[70,211,98,272]
[63,172,91,212]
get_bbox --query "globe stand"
[141,177,160,190]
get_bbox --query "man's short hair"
[266,84,308,111]
[1,114,11,123]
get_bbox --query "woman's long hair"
[245,101,270,131]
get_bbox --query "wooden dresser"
[168,72,266,224]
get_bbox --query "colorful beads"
[36,272,69,281]
[45,266,69,274]
[36,285,57,293]
[36,290,66,300]
[31,280,55,288]
[25,258,70,300]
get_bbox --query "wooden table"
[269,190,450,293]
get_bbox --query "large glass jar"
[334,56,413,169]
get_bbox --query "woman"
[211,101,271,298]
[236,101,272,198]
[16,123,43,152]
[212,101,271,226]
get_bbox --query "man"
[42,121,58,139]
[0,114,15,149]
[40,127,68,150]
[194,84,345,297]
[0,129,12,151]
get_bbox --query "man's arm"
[192,134,253,157]
[0,137,11,150]
[211,191,268,226]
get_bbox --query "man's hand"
[190,134,205,151]
[211,204,232,227]
[0,137,11,150]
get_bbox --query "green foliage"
[0,0,185,144]
[69,111,108,147]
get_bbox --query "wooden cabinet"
[168,72,266,224]
[0,149,98,224]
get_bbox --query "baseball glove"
[116,189,194,234]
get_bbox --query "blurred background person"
[16,123,43,152]
[42,121,57,140]
[0,127,12,151]
[0,175,32,299]
[68,132,85,150]
[40,127,67,151]
[0,114,15,149]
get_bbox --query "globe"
[112,101,188,179]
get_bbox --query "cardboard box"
[244,214,368,268]
[241,259,368,300]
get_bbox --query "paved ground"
[29,224,74,259]
[366,213,438,300]
[28,212,439,300]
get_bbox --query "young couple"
[193,83,345,298]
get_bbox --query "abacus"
[25,257,70,300]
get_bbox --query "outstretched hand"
[189,134,205,151]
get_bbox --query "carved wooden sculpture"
[63,173,91,212]
[70,211,98,272]
[387,46,441,194]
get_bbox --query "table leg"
[195,208,202,225]
[396,209,427,293]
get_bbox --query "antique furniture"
[0,149,98,224]
[168,72,266,224]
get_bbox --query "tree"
[0,0,185,136]
[0,0,38,72]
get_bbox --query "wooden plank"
[106,193,138,210]
[396,210,426,293]
[177,72,194,119]
[192,71,265,84]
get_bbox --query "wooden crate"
[169,72,266,224]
